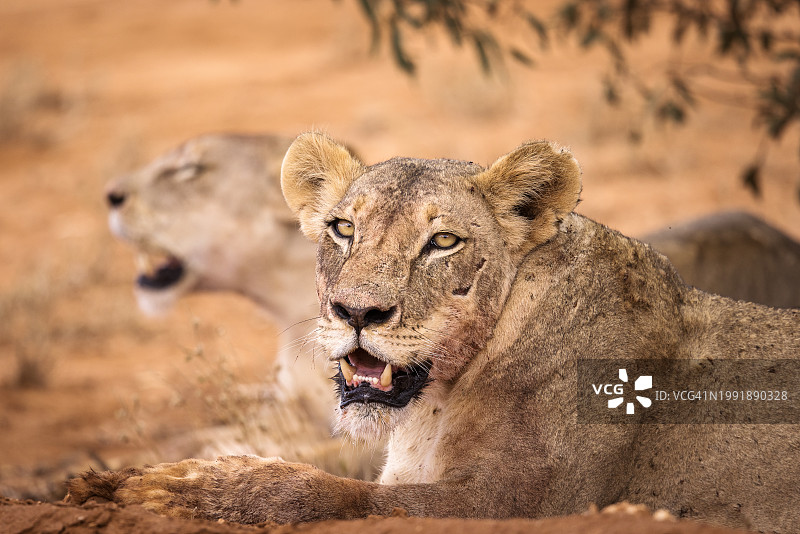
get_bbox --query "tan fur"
[643,211,800,309]
[280,132,364,240]
[73,133,800,532]
[105,133,379,479]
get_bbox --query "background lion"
[104,132,379,479]
[642,211,800,309]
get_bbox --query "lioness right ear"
[281,132,364,241]
[472,140,582,259]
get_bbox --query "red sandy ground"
[0,0,797,532]
[1,497,750,534]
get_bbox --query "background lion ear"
[472,140,582,258]
[281,132,364,241]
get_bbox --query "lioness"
[104,133,376,478]
[73,134,800,531]
[643,212,800,309]
[105,135,798,481]
[105,133,317,324]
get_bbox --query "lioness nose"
[107,190,126,208]
[331,302,397,331]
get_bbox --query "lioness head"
[282,133,581,438]
[105,134,296,316]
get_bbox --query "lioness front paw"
[66,466,144,506]
[67,456,283,520]
[66,456,351,523]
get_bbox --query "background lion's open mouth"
[136,254,186,290]
[335,348,430,408]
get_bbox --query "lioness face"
[317,159,517,435]
[105,134,294,315]
[281,133,581,438]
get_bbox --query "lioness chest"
[378,397,450,485]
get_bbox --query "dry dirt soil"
[1,497,752,534]
[0,1,798,532]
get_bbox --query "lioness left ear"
[281,132,364,241]
[472,140,582,258]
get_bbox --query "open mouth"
[135,252,185,290]
[335,348,430,409]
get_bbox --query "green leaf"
[509,47,535,67]
[672,11,689,44]
[671,76,695,106]
[393,0,424,29]
[603,78,620,106]
[760,31,774,52]
[525,12,549,49]
[471,31,500,75]
[657,101,686,124]
[357,0,381,53]
[775,49,800,62]
[443,14,464,46]
[581,27,602,48]
[390,15,416,75]
[473,34,491,74]
[559,2,580,29]
[742,164,761,197]
[770,117,790,139]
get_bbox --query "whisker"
[277,316,321,336]
[279,329,321,353]
[280,332,317,350]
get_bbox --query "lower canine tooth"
[380,362,392,387]
[136,252,154,273]
[340,358,355,382]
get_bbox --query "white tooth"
[136,252,154,273]
[339,359,355,382]
[380,362,392,387]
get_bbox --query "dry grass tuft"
[0,244,146,390]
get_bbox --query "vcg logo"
[592,369,653,415]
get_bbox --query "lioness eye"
[158,163,205,182]
[431,232,459,249]
[332,219,355,238]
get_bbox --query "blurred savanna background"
[1,0,799,501]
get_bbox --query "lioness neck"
[242,223,320,330]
